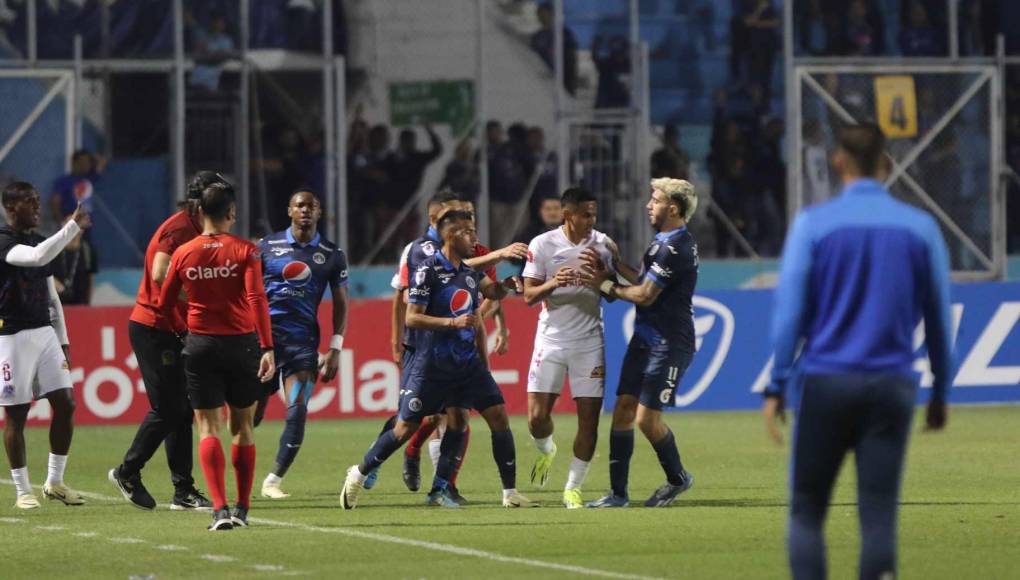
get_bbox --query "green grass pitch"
[1,406,1017,579]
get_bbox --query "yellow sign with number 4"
[874,76,918,138]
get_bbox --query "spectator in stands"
[51,216,98,306]
[530,2,578,96]
[441,138,480,201]
[384,124,443,258]
[592,35,630,109]
[489,123,529,247]
[844,0,884,56]
[287,0,318,52]
[651,124,691,180]
[50,149,105,227]
[749,117,785,256]
[900,1,942,56]
[960,0,999,56]
[708,120,750,257]
[744,0,781,100]
[514,195,563,244]
[189,13,235,93]
[795,0,827,55]
[525,126,558,203]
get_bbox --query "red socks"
[450,423,470,486]
[199,437,227,510]
[406,420,439,458]
[232,443,256,510]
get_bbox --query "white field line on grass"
[1,479,663,580]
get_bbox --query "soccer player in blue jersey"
[586,178,699,508]
[342,210,536,509]
[765,124,952,580]
[255,189,349,499]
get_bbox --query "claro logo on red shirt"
[184,259,240,280]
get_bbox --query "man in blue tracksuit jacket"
[765,124,953,580]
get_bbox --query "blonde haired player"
[521,187,639,508]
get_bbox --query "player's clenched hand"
[580,248,606,272]
[497,242,529,261]
[553,266,577,287]
[763,395,786,445]
[61,345,71,368]
[450,313,477,330]
[392,341,405,367]
[258,350,276,383]
[493,328,510,355]
[319,348,340,382]
[70,202,92,230]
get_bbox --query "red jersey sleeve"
[244,246,274,349]
[158,250,184,323]
[474,244,497,281]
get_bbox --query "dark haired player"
[587,178,699,508]
[342,210,535,509]
[159,182,275,530]
[0,182,90,509]
[385,189,526,502]
[257,189,348,499]
[109,170,225,511]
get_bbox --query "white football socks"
[533,435,555,454]
[428,439,442,473]
[45,453,67,486]
[11,467,32,496]
[565,457,591,490]
[264,473,282,486]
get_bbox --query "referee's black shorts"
[182,332,261,410]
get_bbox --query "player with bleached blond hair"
[585,177,699,508]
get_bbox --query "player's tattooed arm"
[464,242,528,272]
[405,302,477,331]
[478,274,519,302]
[604,240,641,285]
[602,277,663,307]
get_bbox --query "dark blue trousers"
[788,373,916,580]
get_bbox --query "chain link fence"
[794,64,1003,278]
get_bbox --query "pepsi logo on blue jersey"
[635,226,699,353]
[407,251,484,368]
[258,228,348,342]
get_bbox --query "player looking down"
[342,210,535,509]
[587,178,699,508]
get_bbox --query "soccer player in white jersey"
[521,187,631,508]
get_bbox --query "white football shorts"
[0,326,73,407]
[526,337,605,399]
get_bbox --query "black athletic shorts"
[182,332,261,410]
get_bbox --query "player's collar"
[841,178,887,196]
[655,225,686,241]
[436,250,467,272]
[286,227,320,248]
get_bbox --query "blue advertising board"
[602,282,1020,412]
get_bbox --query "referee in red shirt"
[110,171,224,511]
[159,181,275,531]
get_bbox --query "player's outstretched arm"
[464,242,528,272]
[603,239,641,285]
[600,277,662,307]
[3,218,83,268]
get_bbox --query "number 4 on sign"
[874,76,918,139]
